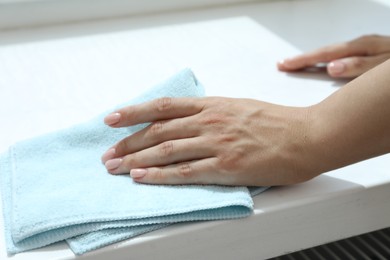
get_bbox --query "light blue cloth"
[0,69,268,255]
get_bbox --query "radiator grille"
[270,227,390,260]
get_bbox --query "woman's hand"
[101,97,315,186]
[278,35,390,78]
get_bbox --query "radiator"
[270,227,390,260]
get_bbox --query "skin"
[102,36,390,186]
[278,35,390,78]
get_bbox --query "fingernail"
[101,148,116,163]
[130,169,147,179]
[104,113,121,125]
[278,58,296,70]
[105,158,122,171]
[277,59,287,67]
[328,61,345,75]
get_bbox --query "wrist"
[274,105,321,184]
[291,105,324,183]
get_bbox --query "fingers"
[104,97,204,128]
[129,158,224,185]
[277,42,361,71]
[326,53,390,78]
[105,137,214,175]
[101,115,200,163]
[277,35,390,73]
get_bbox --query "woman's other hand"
[278,35,390,78]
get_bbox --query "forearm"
[306,59,390,175]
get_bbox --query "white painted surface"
[0,0,269,30]
[0,0,390,259]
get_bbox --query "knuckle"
[217,153,240,172]
[177,163,193,178]
[349,57,366,69]
[150,167,166,182]
[199,113,226,126]
[197,99,234,125]
[159,141,174,159]
[115,139,131,155]
[148,121,165,138]
[217,133,237,145]
[123,154,138,168]
[155,97,173,112]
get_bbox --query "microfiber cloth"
[0,69,268,255]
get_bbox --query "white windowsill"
[0,0,270,30]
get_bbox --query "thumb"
[327,54,390,78]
